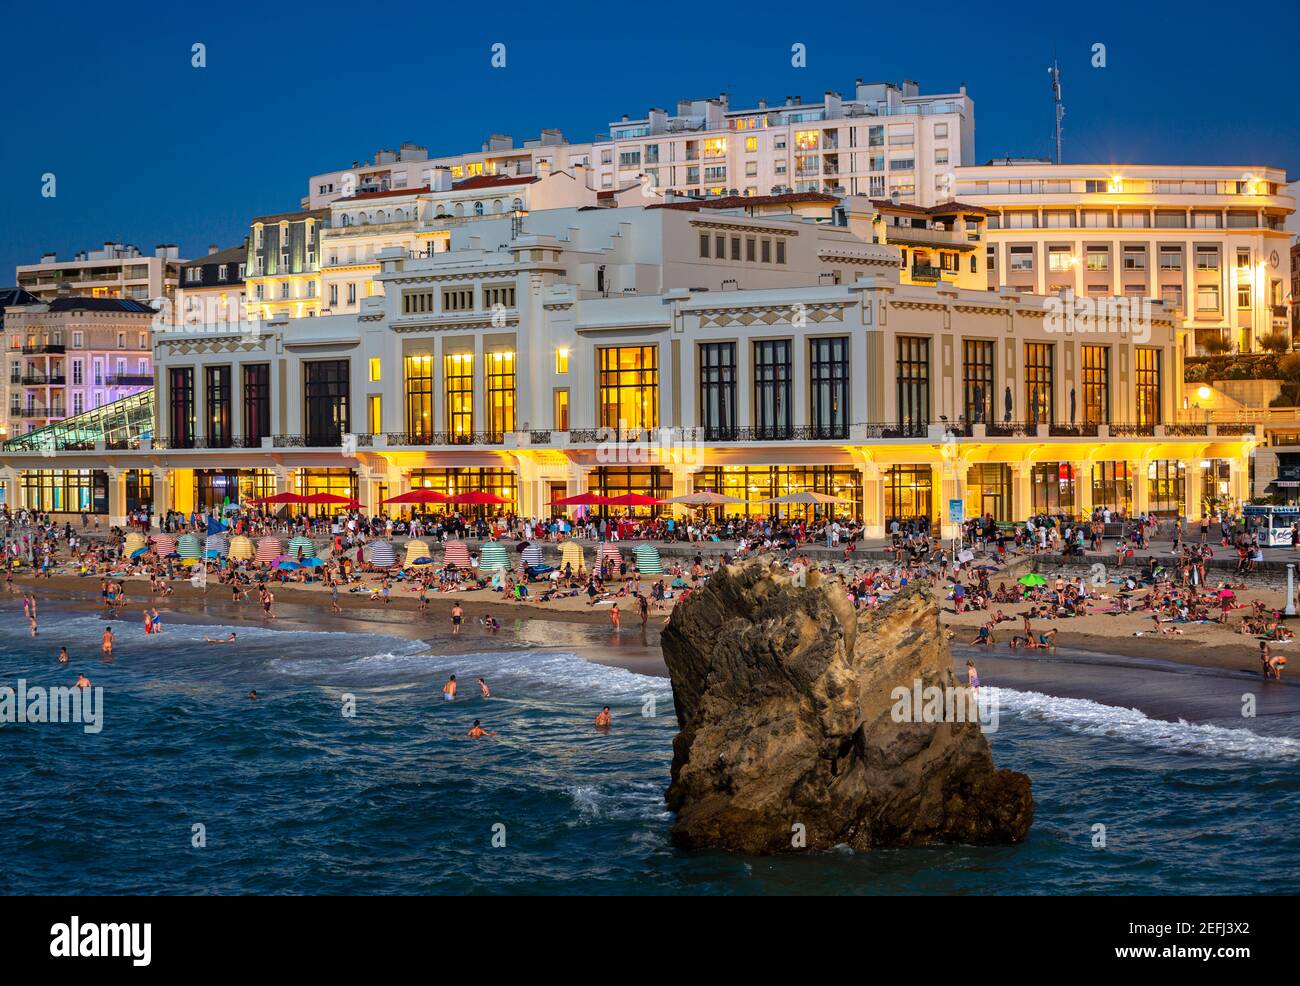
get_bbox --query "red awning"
[549,492,612,506]
[444,490,510,505]
[604,493,666,507]
[247,492,310,505]
[383,489,452,505]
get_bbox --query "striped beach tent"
[366,540,397,567]
[521,543,543,568]
[287,535,317,559]
[205,533,230,557]
[596,542,623,575]
[123,533,147,557]
[559,540,585,574]
[633,543,663,575]
[176,533,203,560]
[403,539,432,567]
[254,537,284,563]
[478,541,509,572]
[227,535,254,561]
[442,540,471,569]
[149,534,176,557]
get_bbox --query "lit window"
[555,348,570,374]
[369,358,382,382]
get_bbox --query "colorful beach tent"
[520,543,543,568]
[227,535,254,561]
[149,534,176,557]
[403,539,432,567]
[366,540,397,567]
[633,543,663,575]
[442,541,471,569]
[559,541,585,573]
[287,535,317,559]
[176,533,203,560]
[254,537,284,563]
[478,542,509,572]
[205,533,230,557]
[123,533,147,556]
[596,542,623,574]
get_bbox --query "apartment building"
[954,162,1294,354]
[176,244,247,329]
[1,297,155,440]
[3,197,1251,528]
[304,78,972,212]
[244,210,329,320]
[305,134,592,210]
[16,243,184,304]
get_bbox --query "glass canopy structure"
[3,389,155,452]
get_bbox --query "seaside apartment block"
[16,243,184,305]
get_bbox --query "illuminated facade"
[1,200,1256,529]
[954,162,1294,354]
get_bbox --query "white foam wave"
[992,686,1300,761]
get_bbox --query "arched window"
[436,205,446,217]
[474,201,484,216]
[454,203,465,217]
[492,199,503,213]
[511,197,523,212]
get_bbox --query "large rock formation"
[662,558,1033,853]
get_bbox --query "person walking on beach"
[260,586,276,620]
[329,582,341,614]
[443,674,458,701]
[610,603,620,630]
[638,594,649,631]
[451,602,463,635]
[142,609,153,636]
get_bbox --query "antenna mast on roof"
[1048,58,1064,165]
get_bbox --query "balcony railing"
[1109,422,1158,438]
[20,374,66,385]
[105,374,154,386]
[21,344,65,355]
[910,264,941,281]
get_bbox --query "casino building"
[0,195,1258,534]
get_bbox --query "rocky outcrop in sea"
[662,558,1034,853]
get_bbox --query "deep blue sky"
[2,0,1296,283]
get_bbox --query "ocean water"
[1,607,1297,895]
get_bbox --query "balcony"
[106,374,154,386]
[20,344,65,355]
[886,225,972,247]
[20,374,66,385]
[910,264,941,282]
[12,406,63,418]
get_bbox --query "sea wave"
[992,686,1300,761]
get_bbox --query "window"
[598,346,658,437]
[1085,248,1109,272]
[751,339,792,439]
[554,388,570,431]
[896,336,930,431]
[71,360,83,386]
[699,233,710,258]
[745,238,756,262]
[1161,285,1183,308]
[698,342,737,440]
[368,357,382,382]
[442,287,474,311]
[205,365,232,448]
[811,335,852,439]
[1197,284,1220,311]
[1024,343,1054,424]
[1080,345,1110,425]
[1195,247,1219,271]
[483,285,516,308]
[484,351,516,442]
[1159,247,1183,271]
[1135,348,1161,425]
[242,363,270,445]
[1009,246,1034,271]
[444,353,474,442]
[760,239,771,263]
[1122,247,1147,270]
[404,355,435,442]
[168,367,195,448]
[1092,462,1133,514]
[303,359,350,446]
[775,240,786,264]
[962,339,994,424]
[885,465,933,524]
[1048,248,1073,272]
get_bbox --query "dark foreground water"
[1,606,1298,895]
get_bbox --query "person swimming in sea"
[75,674,91,689]
[58,646,69,665]
[101,626,113,659]
[247,690,259,700]
[594,706,612,729]
[477,677,490,698]
[467,718,495,738]
[443,674,457,701]
[205,633,237,644]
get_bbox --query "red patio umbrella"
[304,492,361,508]
[604,493,666,507]
[247,492,310,505]
[444,490,510,505]
[383,489,452,505]
[549,492,612,506]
